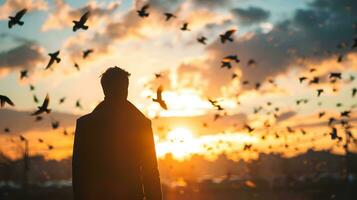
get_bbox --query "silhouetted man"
[73,67,162,200]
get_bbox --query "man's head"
[101,67,131,100]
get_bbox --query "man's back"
[72,100,162,200]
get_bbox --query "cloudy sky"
[0,0,356,161]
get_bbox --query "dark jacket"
[72,100,162,200]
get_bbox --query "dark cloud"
[276,111,297,123]
[191,0,234,8]
[143,0,185,11]
[175,0,357,97]
[232,6,270,25]
[0,109,78,135]
[0,42,44,72]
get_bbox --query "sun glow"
[156,127,199,160]
[155,127,260,161]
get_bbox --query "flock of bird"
[1,3,357,158]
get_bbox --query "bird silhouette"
[317,89,324,97]
[340,110,350,117]
[337,54,343,62]
[8,9,27,29]
[4,127,10,133]
[242,80,249,85]
[19,135,27,141]
[31,94,50,115]
[154,73,162,79]
[318,112,325,118]
[83,49,93,59]
[309,77,319,84]
[244,124,254,133]
[48,144,54,150]
[164,13,176,21]
[45,51,61,70]
[221,61,232,69]
[152,86,167,110]
[247,59,256,67]
[243,144,252,151]
[330,127,341,140]
[352,88,357,97]
[137,4,150,17]
[59,97,66,104]
[299,76,307,83]
[29,84,35,91]
[329,72,342,80]
[197,36,207,45]
[0,95,15,108]
[180,23,190,31]
[51,121,60,129]
[310,68,316,72]
[20,69,28,79]
[33,94,39,103]
[35,116,43,122]
[73,11,90,32]
[219,29,235,43]
[76,99,82,109]
[223,55,240,63]
[74,62,80,71]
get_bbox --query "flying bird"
[74,63,80,71]
[76,100,82,109]
[247,59,256,67]
[137,4,150,17]
[8,9,27,29]
[197,36,207,45]
[180,23,190,31]
[33,95,39,103]
[299,76,307,83]
[352,88,357,97]
[317,89,324,97]
[59,97,66,104]
[0,95,15,108]
[4,128,10,133]
[318,112,325,118]
[19,135,27,142]
[309,77,319,85]
[223,55,240,63]
[83,49,93,59]
[164,13,176,21]
[329,72,342,80]
[152,86,167,110]
[337,54,343,62]
[31,94,50,115]
[221,61,232,69]
[35,116,43,122]
[244,124,254,133]
[29,84,35,91]
[20,69,28,79]
[73,11,90,32]
[45,51,61,70]
[219,29,235,43]
[51,121,59,129]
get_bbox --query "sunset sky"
[0,0,356,162]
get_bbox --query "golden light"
[156,127,200,160]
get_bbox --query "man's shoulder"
[76,113,93,125]
[127,101,151,124]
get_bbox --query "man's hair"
[100,67,131,98]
